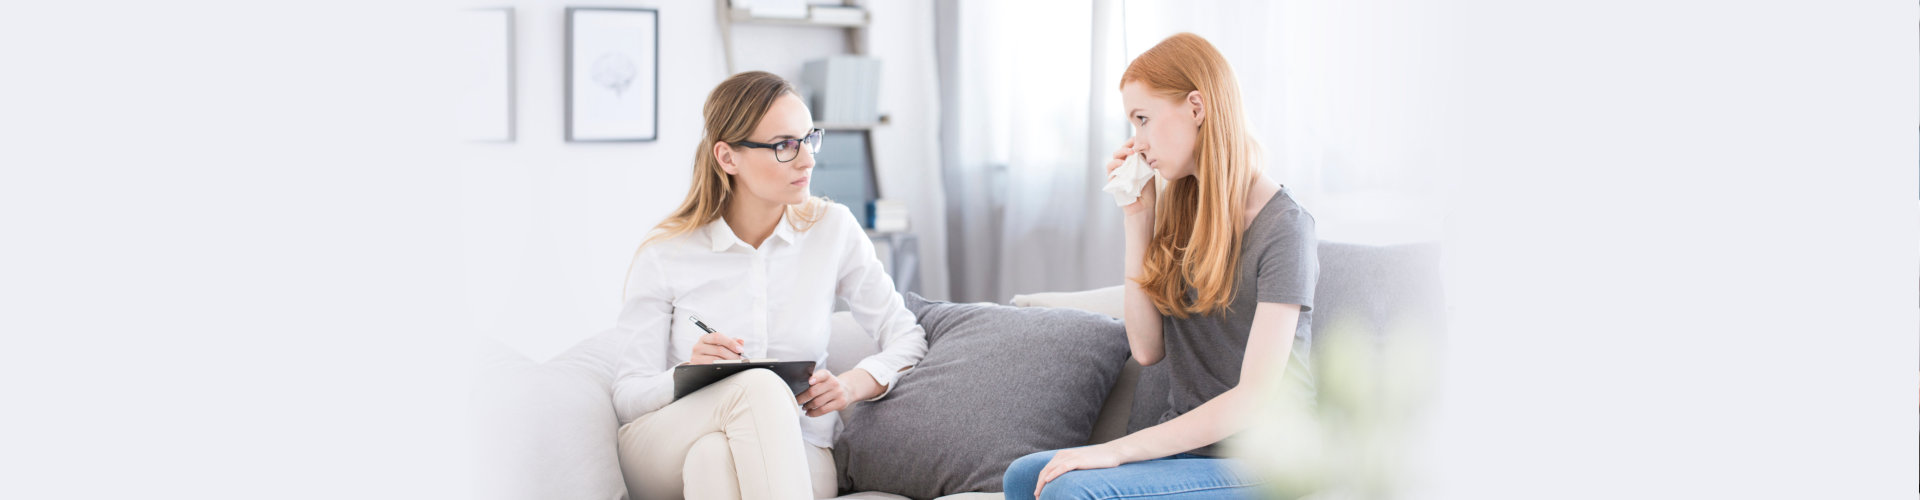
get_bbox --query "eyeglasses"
[732,128,824,162]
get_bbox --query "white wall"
[456,0,947,361]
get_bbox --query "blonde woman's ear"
[713,141,740,175]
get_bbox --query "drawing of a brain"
[593,52,637,97]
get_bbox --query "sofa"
[471,241,1443,500]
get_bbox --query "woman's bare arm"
[1107,302,1300,460]
[1122,208,1167,366]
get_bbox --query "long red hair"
[1122,33,1259,318]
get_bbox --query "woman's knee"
[1037,471,1101,500]
[683,431,732,467]
[682,432,744,498]
[725,368,796,406]
[1002,450,1057,499]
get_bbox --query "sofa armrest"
[471,339,628,500]
[1009,285,1125,319]
[826,311,877,375]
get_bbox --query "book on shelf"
[869,199,909,232]
[808,5,866,24]
[734,0,807,19]
[802,55,882,125]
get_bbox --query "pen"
[689,315,744,359]
[690,315,717,335]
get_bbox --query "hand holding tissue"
[1103,153,1157,207]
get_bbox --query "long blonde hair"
[642,71,826,250]
[627,72,826,297]
[1122,33,1259,318]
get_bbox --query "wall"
[456,0,947,361]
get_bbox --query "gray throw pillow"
[834,293,1132,498]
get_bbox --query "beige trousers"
[617,369,837,500]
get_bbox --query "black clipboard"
[672,361,816,401]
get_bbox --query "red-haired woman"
[1004,32,1320,499]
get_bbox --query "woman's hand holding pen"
[690,330,745,365]
[688,315,746,365]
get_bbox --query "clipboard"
[672,361,816,401]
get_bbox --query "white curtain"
[936,0,1444,303]
[935,0,1131,303]
[865,0,954,301]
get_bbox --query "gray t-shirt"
[1153,186,1318,457]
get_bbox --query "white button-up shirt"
[610,203,928,448]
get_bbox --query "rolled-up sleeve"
[611,251,677,425]
[834,212,927,399]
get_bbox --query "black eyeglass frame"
[732,128,824,162]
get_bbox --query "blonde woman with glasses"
[610,71,926,499]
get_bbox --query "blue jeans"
[1002,448,1262,500]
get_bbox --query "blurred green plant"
[1225,312,1438,500]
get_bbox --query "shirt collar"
[706,210,800,253]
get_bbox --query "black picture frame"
[565,7,659,142]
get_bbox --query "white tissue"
[1102,153,1156,206]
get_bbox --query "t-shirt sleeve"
[1256,206,1319,310]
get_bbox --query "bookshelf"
[725,7,868,28]
[717,1,871,77]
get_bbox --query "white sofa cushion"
[826,310,876,375]
[1009,285,1125,319]
[471,336,628,500]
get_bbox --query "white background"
[456,8,513,142]
[0,1,1913,499]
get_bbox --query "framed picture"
[457,7,514,142]
[566,7,659,142]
